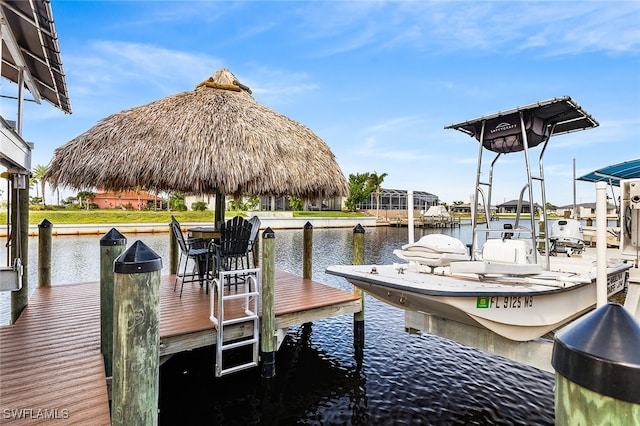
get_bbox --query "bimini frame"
[445,96,599,271]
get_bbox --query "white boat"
[327,97,633,342]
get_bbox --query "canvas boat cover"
[444,96,598,154]
[577,158,640,187]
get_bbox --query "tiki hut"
[46,68,348,223]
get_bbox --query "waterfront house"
[91,190,162,210]
[555,202,617,219]
[496,199,543,214]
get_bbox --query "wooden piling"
[303,221,313,280]
[552,304,640,425]
[112,241,162,426]
[168,222,178,275]
[37,219,52,288]
[99,228,127,377]
[353,224,365,344]
[261,227,276,378]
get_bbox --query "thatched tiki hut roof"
[46,68,348,218]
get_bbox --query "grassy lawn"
[0,209,368,225]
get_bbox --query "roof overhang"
[1,0,71,113]
[577,159,640,187]
[0,115,32,171]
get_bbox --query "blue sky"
[3,1,639,206]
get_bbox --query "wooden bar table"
[187,226,220,241]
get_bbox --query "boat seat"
[450,239,542,275]
[482,239,536,265]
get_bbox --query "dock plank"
[0,271,361,424]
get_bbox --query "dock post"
[10,180,29,324]
[100,228,127,377]
[168,222,178,275]
[552,303,640,425]
[352,224,365,346]
[37,219,52,288]
[303,221,313,279]
[261,227,276,378]
[112,241,162,426]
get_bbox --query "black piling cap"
[114,240,162,274]
[552,303,640,403]
[354,224,365,234]
[38,218,52,228]
[263,227,275,239]
[304,221,313,229]
[100,228,127,246]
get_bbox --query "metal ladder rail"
[209,268,261,377]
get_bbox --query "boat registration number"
[607,271,626,296]
[476,295,533,309]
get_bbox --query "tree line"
[344,171,387,217]
[26,164,389,214]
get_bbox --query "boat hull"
[326,263,630,341]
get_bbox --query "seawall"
[1,214,378,237]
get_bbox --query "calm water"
[0,225,554,425]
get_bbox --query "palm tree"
[76,190,95,210]
[32,164,48,206]
[368,172,388,220]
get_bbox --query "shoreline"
[1,215,379,237]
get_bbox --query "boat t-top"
[327,97,632,342]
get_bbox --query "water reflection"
[0,225,554,424]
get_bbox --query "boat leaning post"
[552,303,640,424]
[353,224,365,346]
[112,241,162,426]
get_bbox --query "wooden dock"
[0,271,361,424]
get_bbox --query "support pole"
[112,241,162,426]
[37,219,52,288]
[596,182,607,307]
[353,224,365,345]
[407,190,415,244]
[100,228,127,377]
[10,181,29,324]
[303,221,313,280]
[260,227,276,378]
[214,189,225,229]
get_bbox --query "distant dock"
[389,216,462,228]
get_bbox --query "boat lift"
[1,1,72,300]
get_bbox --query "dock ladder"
[209,268,261,377]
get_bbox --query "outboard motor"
[549,219,585,256]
